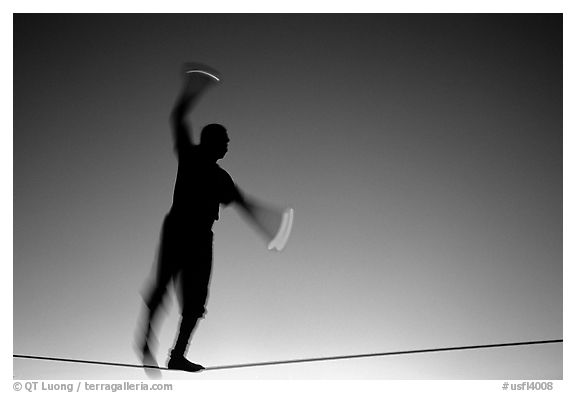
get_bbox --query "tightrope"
[14,339,562,372]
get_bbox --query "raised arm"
[170,64,219,154]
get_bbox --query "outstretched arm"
[232,188,277,238]
[170,66,218,154]
[232,188,294,251]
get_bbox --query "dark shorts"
[154,213,214,318]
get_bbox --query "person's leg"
[167,231,213,372]
[172,315,199,356]
[137,282,167,377]
[138,217,178,366]
[140,276,169,356]
[167,314,204,372]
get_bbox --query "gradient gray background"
[13,14,562,379]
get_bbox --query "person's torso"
[169,146,233,226]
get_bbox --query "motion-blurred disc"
[267,208,294,251]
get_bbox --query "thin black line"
[13,354,168,371]
[13,339,563,373]
[204,339,563,371]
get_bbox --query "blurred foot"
[139,341,161,379]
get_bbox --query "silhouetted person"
[138,65,244,373]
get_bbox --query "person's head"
[200,123,229,160]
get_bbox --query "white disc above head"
[185,69,220,82]
[267,208,294,251]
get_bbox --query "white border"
[5,3,572,391]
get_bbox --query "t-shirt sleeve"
[218,169,241,206]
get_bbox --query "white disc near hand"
[267,208,294,251]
